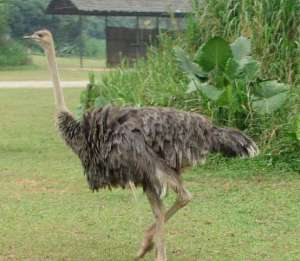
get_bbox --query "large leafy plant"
[297,115,300,142]
[175,36,290,128]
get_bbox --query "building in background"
[46,0,192,66]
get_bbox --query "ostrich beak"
[23,34,39,40]
[23,35,33,39]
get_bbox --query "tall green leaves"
[174,47,206,79]
[195,37,233,71]
[175,36,290,128]
[252,81,289,114]
[230,36,251,61]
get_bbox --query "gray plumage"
[57,105,259,197]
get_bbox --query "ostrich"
[24,30,259,261]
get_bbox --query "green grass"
[0,55,106,81]
[0,89,299,260]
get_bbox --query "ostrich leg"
[137,177,192,259]
[146,191,167,261]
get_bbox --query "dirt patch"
[15,178,64,194]
[16,178,39,186]
[0,81,88,88]
[65,67,115,72]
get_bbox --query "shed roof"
[46,0,193,17]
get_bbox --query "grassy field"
[0,55,106,81]
[0,89,299,260]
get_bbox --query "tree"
[8,0,57,39]
[7,0,104,54]
[0,0,8,41]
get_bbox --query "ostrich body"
[25,30,259,261]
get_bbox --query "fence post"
[105,15,108,67]
[79,15,83,68]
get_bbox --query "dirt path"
[0,81,88,89]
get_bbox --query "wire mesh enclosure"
[106,26,158,66]
[46,0,191,66]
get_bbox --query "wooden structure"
[106,26,158,66]
[46,0,192,66]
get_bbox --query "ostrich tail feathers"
[211,127,259,158]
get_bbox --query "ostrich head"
[24,29,53,50]
[24,29,68,112]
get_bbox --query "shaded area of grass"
[0,89,299,260]
[0,55,105,81]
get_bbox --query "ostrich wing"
[99,106,213,173]
[136,107,213,172]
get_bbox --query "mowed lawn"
[0,89,300,261]
[0,55,106,81]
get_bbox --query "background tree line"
[0,0,116,65]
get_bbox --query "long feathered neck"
[45,40,68,112]
[45,41,82,153]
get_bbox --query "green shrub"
[175,36,290,130]
[0,40,30,66]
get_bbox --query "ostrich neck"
[45,42,68,112]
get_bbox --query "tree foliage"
[8,0,80,51]
[7,0,106,56]
[0,0,8,40]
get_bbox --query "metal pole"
[156,17,159,32]
[79,15,83,68]
[156,17,159,45]
[105,16,108,67]
[136,16,140,58]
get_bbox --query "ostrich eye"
[37,33,43,38]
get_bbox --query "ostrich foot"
[155,247,167,261]
[155,257,167,261]
[136,234,154,259]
